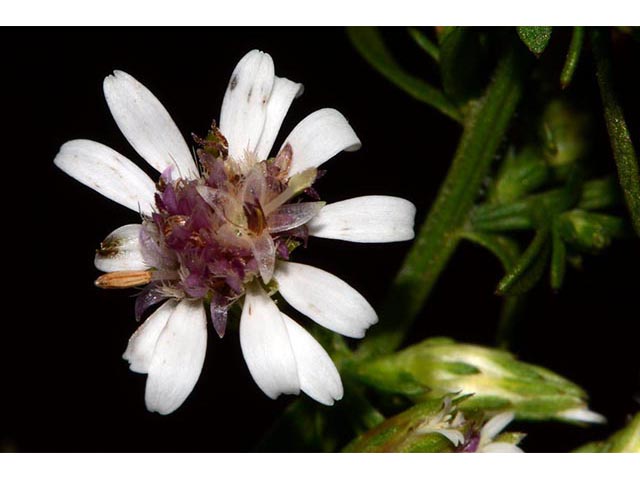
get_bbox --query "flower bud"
[352,337,603,423]
[540,100,590,177]
[558,210,627,252]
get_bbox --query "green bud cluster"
[557,210,628,252]
[351,337,599,423]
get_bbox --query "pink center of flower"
[135,125,323,336]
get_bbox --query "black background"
[7,27,639,453]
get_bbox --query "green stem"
[355,44,529,359]
[497,294,527,349]
[590,28,640,237]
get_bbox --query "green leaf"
[407,27,439,62]
[472,171,584,233]
[439,27,490,106]
[496,228,551,296]
[560,27,585,89]
[577,177,623,210]
[590,28,640,237]
[459,230,521,272]
[517,26,553,56]
[347,27,462,123]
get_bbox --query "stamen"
[95,270,153,289]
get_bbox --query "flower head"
[54,50,416,414]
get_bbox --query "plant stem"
[590,28,640,237]
[355,43,529,359]
[497,294,527,349]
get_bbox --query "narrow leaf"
[347,27,462,123]
[407,27,440,62]
[517,26,553,56]
[590,28,640,237]
[459,230,521,272]
[577,177,623,211]
[496,229,550,296]
[560,27,585,89]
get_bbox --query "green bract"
[351,337,600,423]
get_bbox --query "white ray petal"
[282,314,343,406]
[479,442,524,453]
[481,412,515,443]
[220,50,275,162]
[103,70,198,179]
[254,76,303,161]
[559,407,606,424]
[279,108,361,177]
[308,195,416,243]
[436,429,466,447]
[274,261,378,338]
[54,139,156,215]
[94,224,147,272]
[145,299,207,415]
[240,284,300,399]
[123,300,176,374]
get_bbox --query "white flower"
[474,412,524,453]
[54,50,416,415]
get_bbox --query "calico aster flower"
[54,50,416,415]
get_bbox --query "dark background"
[6,27,639,453]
